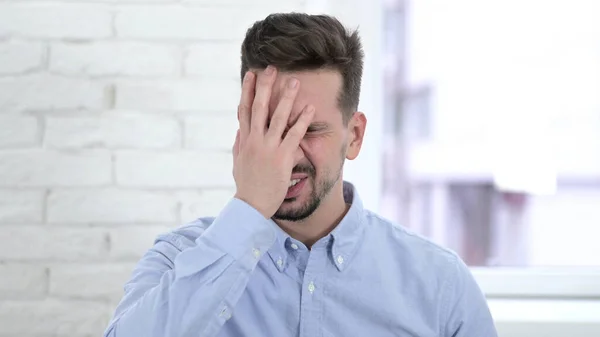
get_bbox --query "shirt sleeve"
[441,255,498,337]
[103,198,277,337]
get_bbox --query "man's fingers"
[238,71,255,141]
[266,77,299,141]
[250,66,277,135]
[281,105,315,150]
[232,129,240,157]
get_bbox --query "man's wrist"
[199,197,276,262]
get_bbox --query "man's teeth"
[289,179,301,187]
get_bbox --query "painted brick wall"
[0,1,307,335]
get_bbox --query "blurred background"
[0,0,598,336]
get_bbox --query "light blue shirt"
[104,182,497,337]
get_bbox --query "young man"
[104,13,497,337]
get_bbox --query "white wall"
[324,0,384,212]
[0,1,308,335]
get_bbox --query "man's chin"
[273,201,313,221]
[275,202,302,217]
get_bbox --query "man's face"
[258,69,363,222]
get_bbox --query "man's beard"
[273,161,343,222]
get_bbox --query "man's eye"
[307,126,324,133]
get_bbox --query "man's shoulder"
[362,215,494,334]
[364,210,461,274]
[153,217,217,251]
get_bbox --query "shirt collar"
[267,181,365,272]
[329,181,365,272]
[266,221,293,273]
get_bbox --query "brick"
[44,113,181,149]
[184,114,237,151]
[115,79,239,111]
[48,188,178,224]
[49,263,135,301]
[115,6,300,40]
[0,41,43,75]
[0,264,48,299]
[115,151,234,188]
[50,42,182,77]
[0,226,108,261]
[0,150,111,187]
[177,189,235,223]
[184,0,303,4]
[0,4,112,39]
[0,299,109,335]
[184,42,241,79]
[108,226,172,260]
[41,0,176,2]
[0,189,44,223]
[0,75,108,111]
[0,116,38,149]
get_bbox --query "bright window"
[381,0,600,269]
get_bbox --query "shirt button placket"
[299,247,326,337]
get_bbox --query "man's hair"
[240,13,364,124]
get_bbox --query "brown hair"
[240,13,364,124]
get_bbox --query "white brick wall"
[0,116,39,149]
[0,4,113,39]
[185,42,241,79]
[0,41,44,75]
[45,113,181,149]
[0,0,308,335]
[50,42,183,77]
[184,114,239,150]
[115,79,240,110]
[0,190,44,222]
[0,75,109,111]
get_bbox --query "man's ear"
[345,112,367,160]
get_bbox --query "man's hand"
[232,66,315,219]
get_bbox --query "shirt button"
[308,281,315,294]
[277,258,283,267]
[220,306,231,320]
[252,248,260,259]
[290,243,299,250]
[336,255,344,265]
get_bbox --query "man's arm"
[104,66,314,337]
[103,198,275,337]
[441,255,498,337]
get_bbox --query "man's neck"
[274,181,350,249]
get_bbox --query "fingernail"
[288,78,298,89]
[264,66,274,75]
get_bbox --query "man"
[104,13,497,337]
